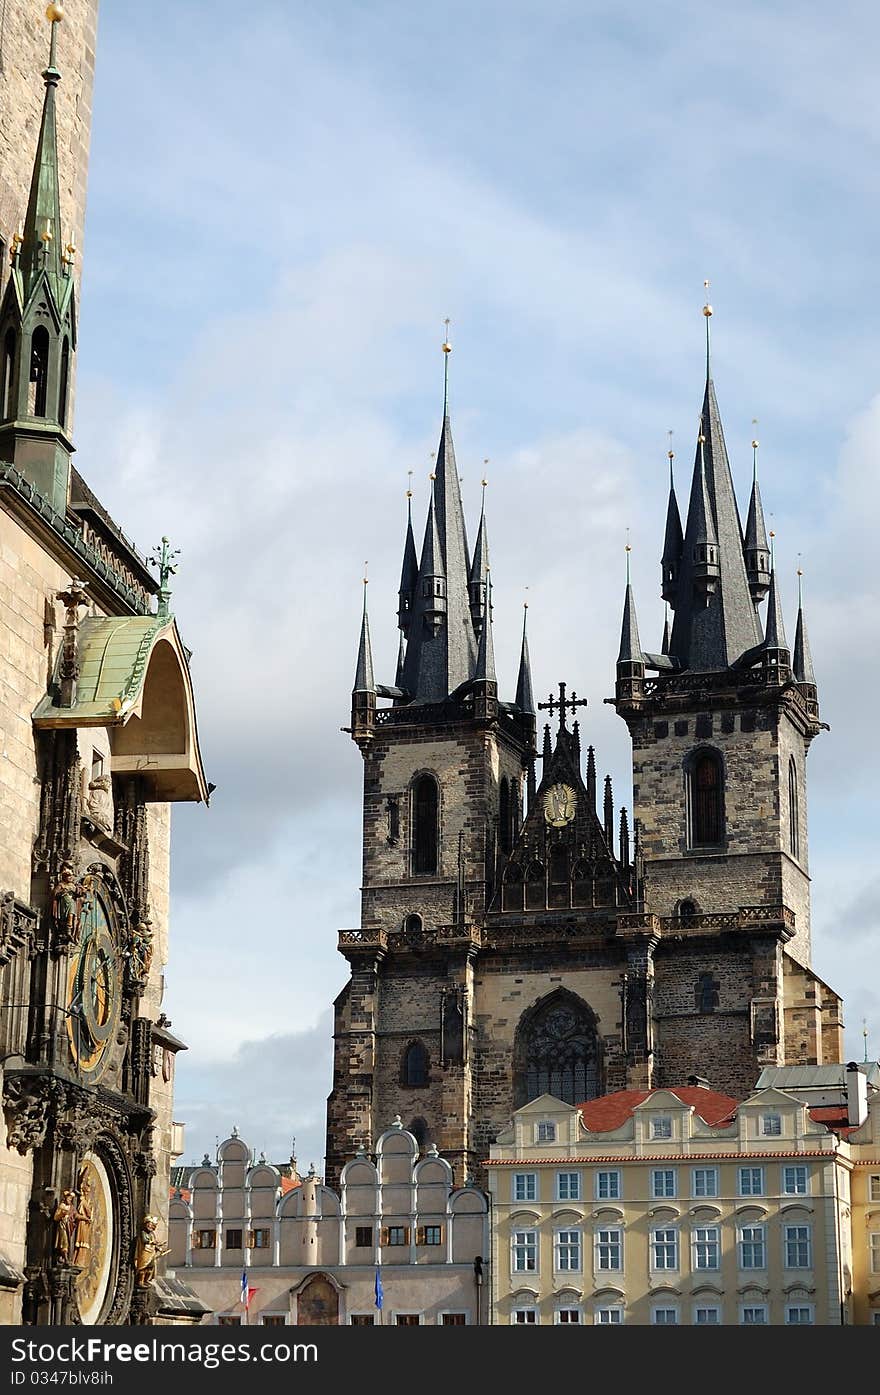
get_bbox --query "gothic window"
[548,845,569,909]
[525,860,545,911]
[788,758,799,860]
[408,1117,430,1150]
[499,778,512,854]
[687,748,724,847]
[402,1040,429,1088]
[387,795,400,845]
[1,327,14,419]
[696,972,720,1013]
[58,336,70,428]
[412,774,438,875]
[503,862,524,913]
[513,991,601,1108]
[679,899,697,924]
[29,326,49,417]
[572,860,592,907]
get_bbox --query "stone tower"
[612,301,842,1095]
[326,319,845,1189]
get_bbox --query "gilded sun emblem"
[543,782,577,827]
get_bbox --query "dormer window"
[536,1120,556,1143]
[761,1113,782,1137]
[650,1117,673,1140]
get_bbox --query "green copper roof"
[34,614,171,725]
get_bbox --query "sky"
[67,0,880,1173]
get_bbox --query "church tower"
[612,293,843,1093]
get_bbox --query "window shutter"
[192,1231,201,1250]
[380,1227,389,1246]
[246,1229,255,1248]
[416,1227,425,1245]
[404,1227,411,1244]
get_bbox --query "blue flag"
[374,1267,383,1309]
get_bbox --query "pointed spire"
[661,436,683,605]
[661,605,671,656]
[668,301,761,670]
[19,7,65,299]
[542,724,552,762]
[395,631,406,689]
[473,578,496,686]
[397,476,419,633]
[586,745,597,808]
[793,569,816,686]
[353,574,375,692]
[617,544,644,665]
[515,602,535,716]
[619,806,630,869]
[744,432,771,604]
[469,475,490,638]
[603,776,614,853]
[761,536,790,677]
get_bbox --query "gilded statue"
[73,1166,93,1266]
[50,863,80,942]
[134,1214,167,1287]
[52,1189,77,1264]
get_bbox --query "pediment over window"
[33,615,209,802]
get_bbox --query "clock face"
[66,891,121,1083]
[543,781,577,827]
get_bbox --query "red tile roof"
[280,1176,301,1195]
[577,1086,740,1133]
[808,1106,855,1135]
[170,1186,191,1202]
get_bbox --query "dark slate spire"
[661,605,671,656]
[668,297,761,671]
[744,436,771,605]
[397,484,419,635]
[793,570,816,685]
[762,547,790,666]
[661,443,684,605]
[515,603,535,716]
[395,631,406,689]
[353,581,375,693]
[586,745,597,808]
[473,580,496,685]
[18,10,65,301]
[617,547,644,665]
[469,480,490,638]
[399,336,477,702]
[603,775,614,852]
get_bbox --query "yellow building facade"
[487,1073,878,1326]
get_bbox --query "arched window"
[513,990,601,1108]
[502,862,524,913]
[526,860,545,911]
[548,845,569,909]
[687,748,724,847]
[499,778,512,854]
[408,1117,430,1151]
[402,1041,429,1088]
[572,860,592,907]
[788,758,799,860]
[1,329,15,419]
[29,326,50,417]
[58,336,70,428]
[679,899,697,924]
[412,774,438,876]
[696,971,719,1013]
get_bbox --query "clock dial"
[66,891,121,1083]
[543,781,577,827]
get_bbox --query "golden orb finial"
[442,315,452,354]
[46,3,64,22]
[702,277,713,316]
[429,471,436,481]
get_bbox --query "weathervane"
[149,536,180,619]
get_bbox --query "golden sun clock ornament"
[543,782,577,827]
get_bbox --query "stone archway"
[296,1274,339,1325]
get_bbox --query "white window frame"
[437,1311,470,1326]
[738,1225,766,1270]
[782,1164,808,1195]
[511,1229,538,1273]
[513,1172,538,1203]
[651,1168,677,1199]
[556,1171,581,1202]
[693,1305,721,1325]
[871,1311,880,1326]
[738,1166,764,1197]
[348,1313,375,1326]
[651,1305,679,1325]
[870,1233,880,1275]
[554,1228,582,1273]
[785,1305,814,1325]
[760,1113,782,1137]
[392,1312,422,1326]
[595,1227,623,1273]
[870,1175,880,1203]
[740,1304,768,1325]
[594,1305,624,1325]
[554,1307,582,1324]
[692,1225,720,1271]
[650,1226,679,1272]
[784,1224,812,1270]
[650,1116,673,1140]
[511,1308,537,1325]
[595,1169,621,1201]
[692,1166,718,1198]
[536,1120,556,1143]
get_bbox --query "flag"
[240,1269,249,1308]
[374,1267,383,1310]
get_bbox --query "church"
[325,314,843,1188]
[0,6,208,1324]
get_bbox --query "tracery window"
[513,991,601,1108]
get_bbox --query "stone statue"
[50,863,81,943]
[129,920,154,982]
[134,1214,167,1287]
[53,1189,77,1264]
[85,773,113,832]
[73,1167,92,1266]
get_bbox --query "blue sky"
[70,0,880,1170]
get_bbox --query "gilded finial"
[406,468,413,501]
[702,279,712,379]
[702,279,712,317]
[429,471,436,482]
[768,528,776,568]
[442,318,451,414]
[46,3,64,21]
[751,418,759,482]
[667,429,675,488]
[442,317,451,353]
